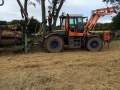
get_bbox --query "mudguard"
[43,33,64,44]
[44,33,63,39]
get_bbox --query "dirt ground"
[0,40,120,90]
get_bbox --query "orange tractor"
[43,6,116,52]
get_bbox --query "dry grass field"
[0,40,120,90]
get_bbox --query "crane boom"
[84,6,116,31]
[16,0,30,25]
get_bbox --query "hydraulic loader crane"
[84,6,116,32]
[42,6,116,52]
[16,0,30,53]
[84,6,116,47]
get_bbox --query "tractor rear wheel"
[87,37,103,51]
[44,35,64,53]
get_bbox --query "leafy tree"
[27,16,40,34]
[8,20,24,25]
[102,0,120,11]
[8,17,40,34]
[102,0,119,3]
[24,0,65,33]
[92,23,111,30]
[102,0,120,30]
[110,12,120,30]
[48,0,65,30]
[35,0,46,35]
[0,21,7,25]
[103,23,111,30]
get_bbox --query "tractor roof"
[59,14,83,18]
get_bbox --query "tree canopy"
[110,12,120,30]
[48,0,65,30]
[0,17,40,34]
[102,0,120,30]
[103,0,120,11]
[0,21,7,25]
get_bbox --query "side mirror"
[83,17,88,25]
[0,0,4,6]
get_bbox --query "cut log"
[0,39,21,45]
[0,25,21,31]
[1,30,22,38]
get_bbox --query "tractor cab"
[59,14,84,37]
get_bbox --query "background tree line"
[23,0,120,32]
[0,16,60,34]
[1,0,120,34]
[1,10,120,33]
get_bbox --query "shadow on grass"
[0,48,45,55]
[0,45,93,56]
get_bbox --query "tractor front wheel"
[44,35,64,53]
[87,37,103,51]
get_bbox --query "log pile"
[0,25,22,38]
[1,30,22,38]
[0,25,23,45]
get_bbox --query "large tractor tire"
[44,35,64,53]
[87,37,103,51]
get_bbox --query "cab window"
[76,17,84,32]
[69,18,75,31]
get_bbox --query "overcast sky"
[0,0,117,25]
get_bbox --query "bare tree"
[35,0,46,35]
[48,0,65,30]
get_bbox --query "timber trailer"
[0,0,116,53]
[0,0,34,53]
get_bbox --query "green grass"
[113,36,120,40]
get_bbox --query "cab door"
[69,17,84,36]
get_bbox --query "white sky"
[0,0,117,25]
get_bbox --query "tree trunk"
[52,0,64,30]
[24,0,28,18]
[24,0,29,30]
[52,17,57,30]
[51,0,57,30]
[24,0,28,12]
[41,0,46,36]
